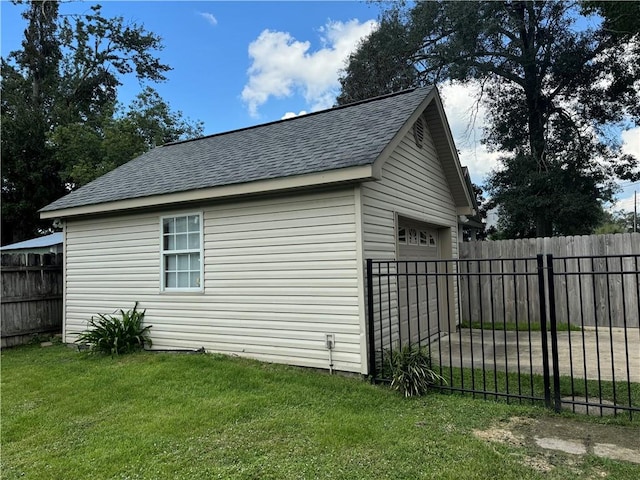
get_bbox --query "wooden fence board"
[459,234,640,328]
[1,253,63,347]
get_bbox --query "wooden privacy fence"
[1,253,63,347]
[460,233,640,259]
[459,233,640,328]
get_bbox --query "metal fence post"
[546,254,562,412]
[366,259,376,379]
[537,254,552,409]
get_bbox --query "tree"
[51,88,203,188]
[594,210,637,234]
[336,9,417,105]
[1,1,201,245]
[2,1,64,244]
[338,1,640,237]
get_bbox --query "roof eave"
[40,164,375,220]
[424,91,476,214]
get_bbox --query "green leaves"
[384,343,446,397]
[486,151,612,238]
[337,9,418,105]
[2,1,202,244]
[338,0,640,238]
[76,302,152,356]
[48,89,204,189]
[125,87,204,149]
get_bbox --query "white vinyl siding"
[362,118,458,260]
[63,188,363,372]
[361,118,460,353]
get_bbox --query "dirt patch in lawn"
[474,416,640,472]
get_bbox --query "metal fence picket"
[366,254,639,418]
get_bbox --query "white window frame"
[408,227,419,245]
[160,212,204,292]
[419,230,428,246]
[398,226,407,244]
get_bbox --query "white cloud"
[608,127,640,212]
[610,192,638,213]
[241,19,377,117]
[281,110,308,120]
[439,81,501,183]
[198,12,218,26]
[621,127,640,159]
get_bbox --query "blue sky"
[2,1,638,213]
[2,1,381,133]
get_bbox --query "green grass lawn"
[2,344,639,479]
[375,354,640,418]
[459,320,581,332]
[432,366,640,414]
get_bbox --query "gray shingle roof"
[41,86,433,212]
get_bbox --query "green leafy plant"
[384,343,446,397]
[76,302,151,355]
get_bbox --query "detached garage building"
[41,86,474,375]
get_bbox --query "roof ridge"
[41,85,435,214]
[164,87,422,147]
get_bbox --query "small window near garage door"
[398,227,407,244]
[397,217,439,261]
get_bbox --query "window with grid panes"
[161,214,202,290]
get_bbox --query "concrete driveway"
[430,327,639,383]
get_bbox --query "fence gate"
[366,254,640,419]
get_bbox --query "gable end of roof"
[39,86,476,219]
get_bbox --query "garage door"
[397,217,441,344]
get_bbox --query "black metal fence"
[366,254,640,419]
